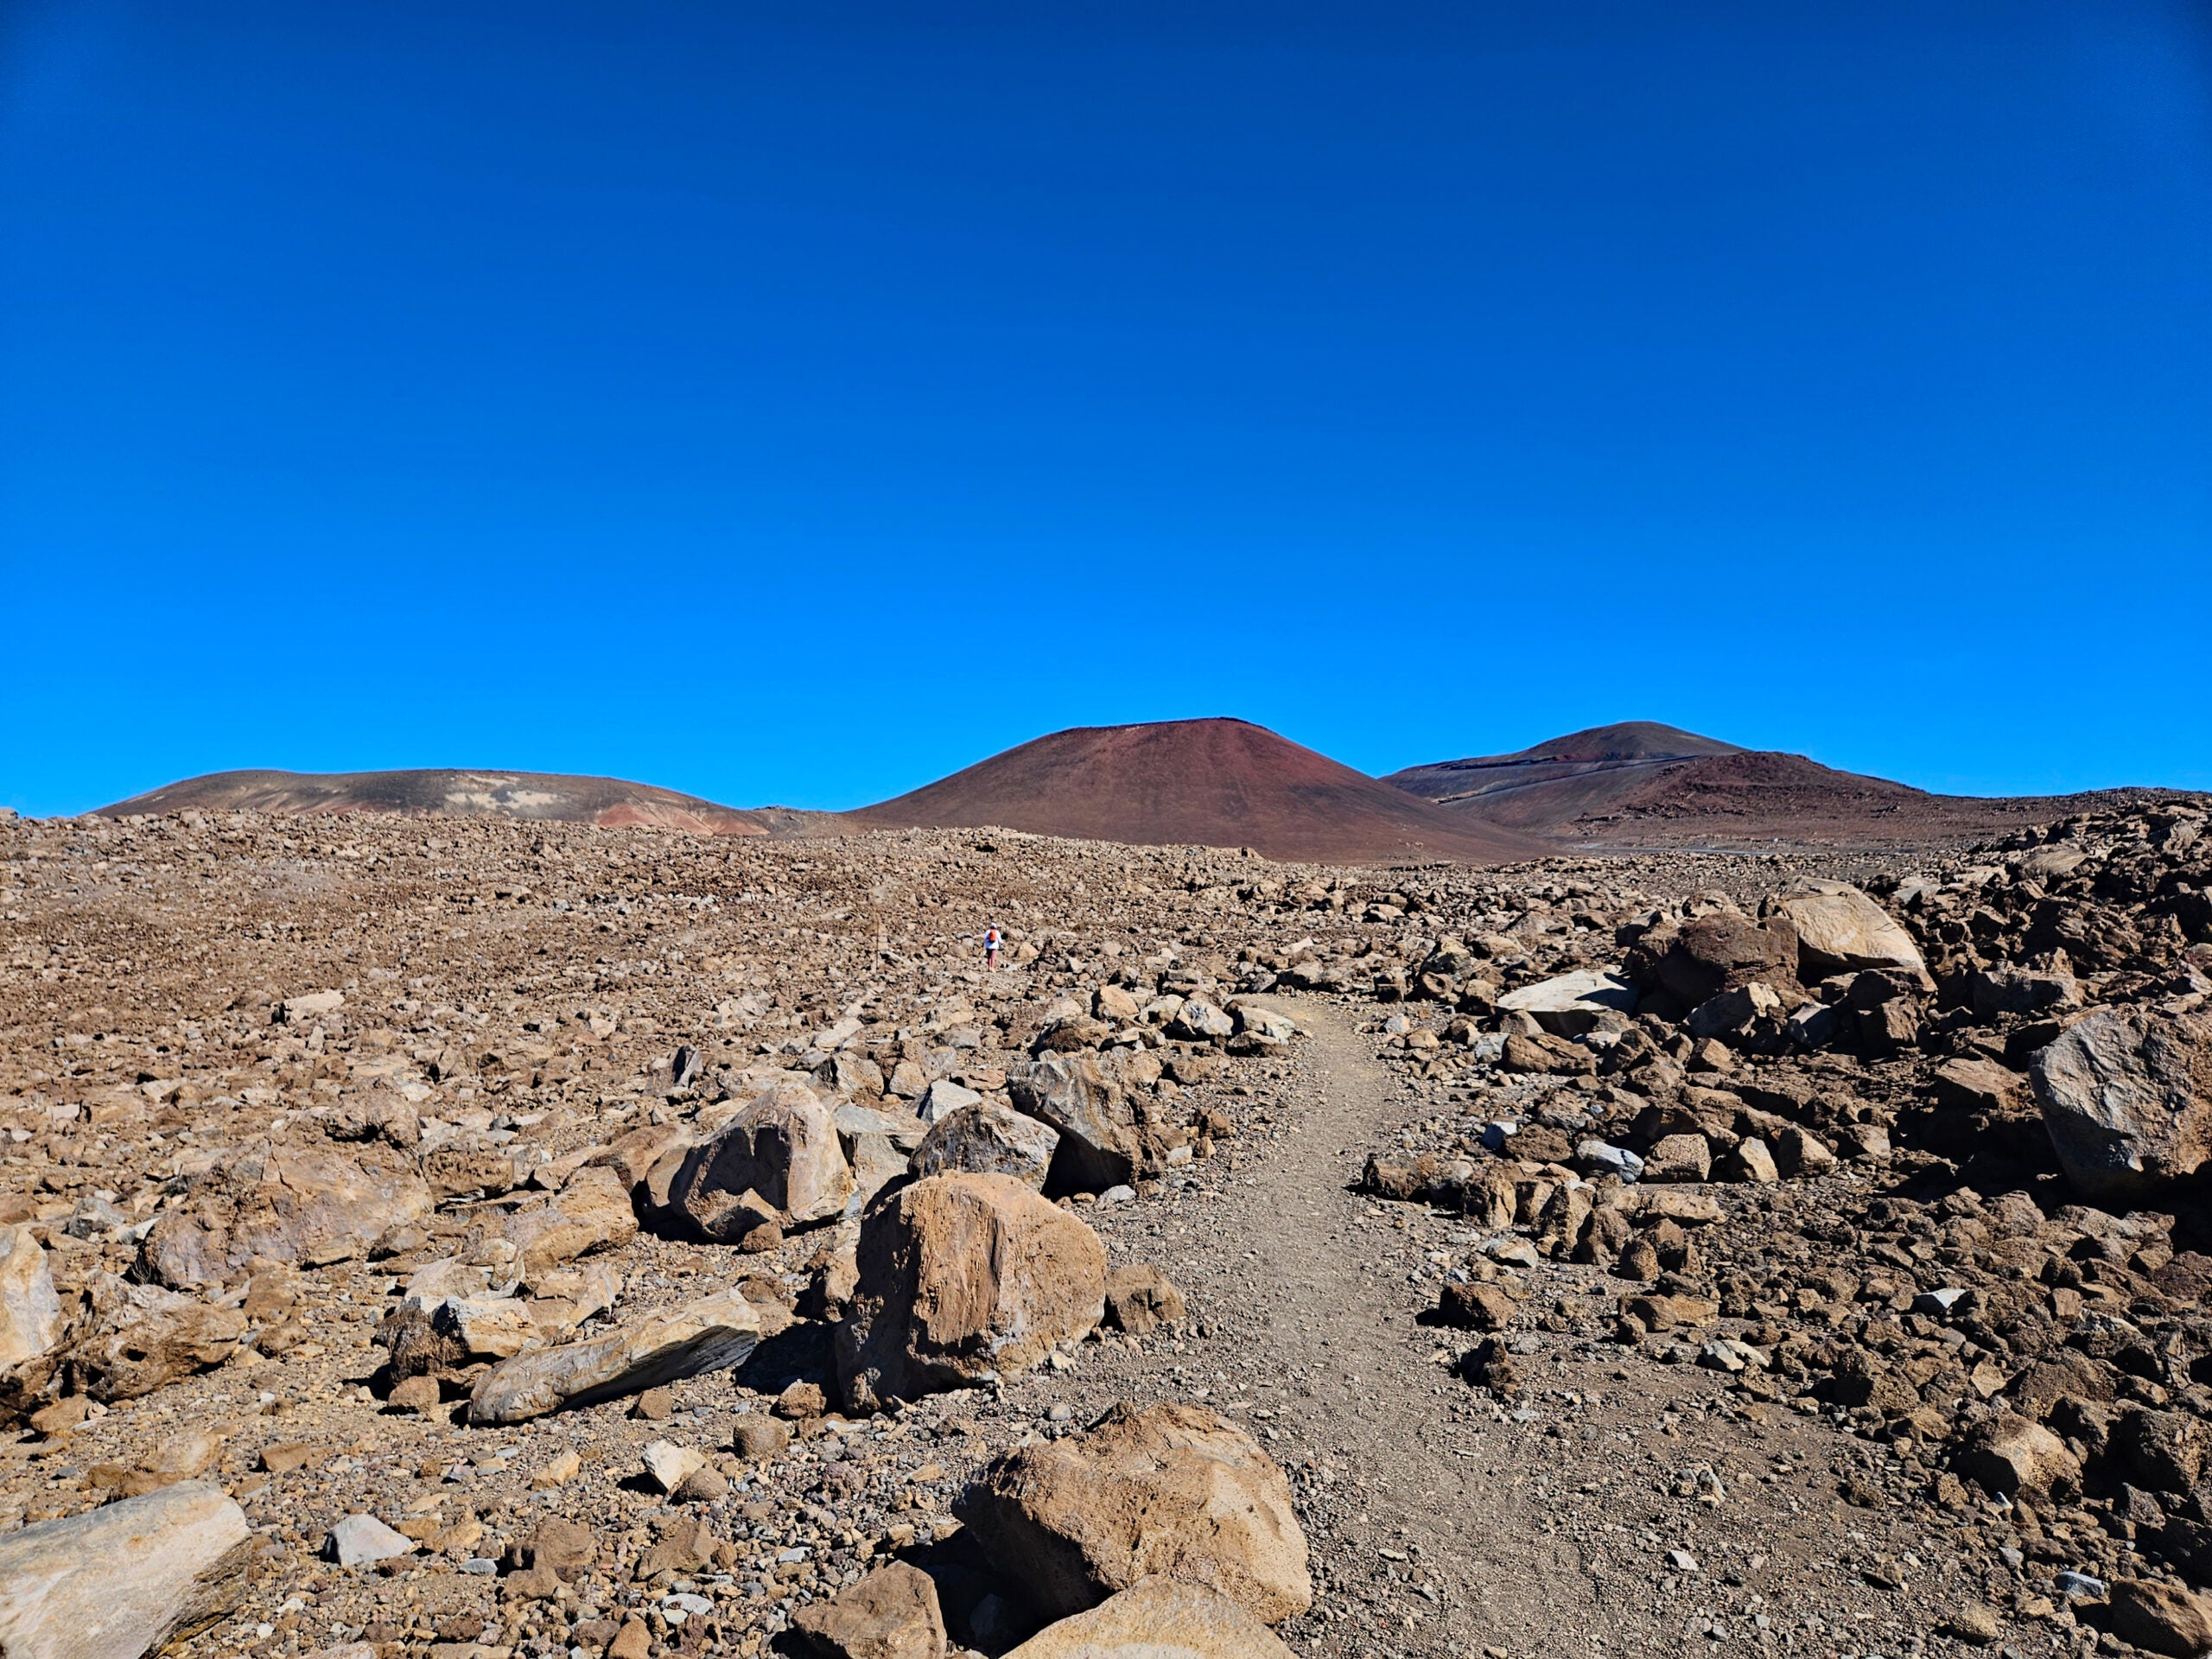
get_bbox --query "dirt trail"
[1190,1001,1610,1655]
[1111,1000,1941,1659]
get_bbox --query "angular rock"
[1625,912,1801,1013]
[1166,999,1234,1042]
[916,1080,983,1126]
[0,1481,252,1657]
[2031,1008,2212,1202]
[1103,1263,1186,1335]
[835,1173,1106,1413]
[71,1280,249,1403]
[957,1401,1312,1625]
[1686,982,1783,1042]
[793,1560,948,1659]
[1970,963,2082,1020]
[326,1513,416,1567]
[136,1141,433,1290]
[1496,970,1638,1037]
[1007,1054,1142,1193]
[1770,881,1930,985]
[2110,1580,2212,1659]
[0,1224,62,1370]
[912,1102,1060,1191]
[502,1164,639,1279]
[470,1286,791,1424]
[1955,1413,2081,1500]
[1002,1577,1295,1659]
[1437,1282,1516,1331]
[667,1079,853,1236]
[836,1103,926,1215]
[1643,1133,1713,1184]
[641,1440,706,1494]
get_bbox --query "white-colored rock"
[915,1079,983,1126]
[641,1440,706,1494]
[1771,881,1930,985]
[469,1286,790,1424]
[1497,970,1638,1035]
[0,1223,63,1370]
[325,1513,416,1567]
[0,1481,253,1659]
[274,989,346,1024]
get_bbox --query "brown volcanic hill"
[852,719,1547,865]
[99,769,836,837]
[1384,721,1745,831]
[1390,725,2175,849]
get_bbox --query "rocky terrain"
[3,791,2211,1659]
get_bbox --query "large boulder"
[136,1141,433,1290]
[70,1281,249,1404]
[0,1224,62,1370]
[792,1561,947,1659]
[666,1079,853,1237]
[835,1173,1106,1413]
[2031,1009,2212,1203]
[470,1286,791,1423]
[1007,1055,1141,1193]
[1625,913,1801,1016]
[2110,1580,2212,1659]
[1769,881,1930,986]
[501,1164,639,1279]
[0,1481,252,1658]
[1003,1577,1296,1659]
[1495,971,1637,1037]
[836,1103,926,1217]
[957,1402,1312,1625]
[912,1102,1061,1191]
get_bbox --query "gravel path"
[1077,998,1998,1659]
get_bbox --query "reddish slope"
[1385,721,1743,830]
[1391,725,2177,849]
[853,719,1545,865]
[99,769,830,837]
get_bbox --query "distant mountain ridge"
[1389,721,2177,848]
[99,768,826,837]
[100,720,2179,859]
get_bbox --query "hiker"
[983,925,1002,971]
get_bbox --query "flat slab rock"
[469,1285,791,1424]
[0,1480,253,1659]
[1002,1576,1296,1659]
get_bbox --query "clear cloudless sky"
[3,1,2209,817]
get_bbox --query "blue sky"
[4,1,2208,817]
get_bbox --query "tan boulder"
[1103,1264,1186,1336]
[0,1481,252,1659]
[1770,881,1930,985]
[668,1080,853,1236]
[2111,1580,2212,1658]
[0,1224,62,1370]
[1003,1577,1296,1659]
[503,1164,639,1278]
[835,1173,1106,1413]
[2032,1008,2212,1203]
[1955,1413,2082,1500]
[71,1280,249,1403]
[793,1561,947,1659]
[137,1141,432,1289]
[957,1402,1312,1625]
[470,1286,790,1424]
